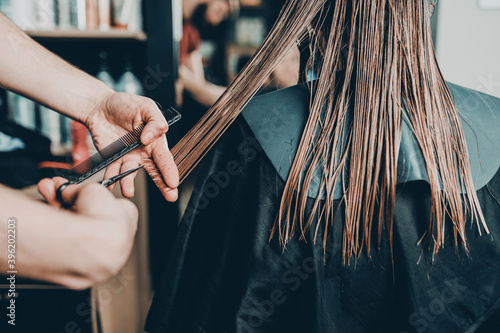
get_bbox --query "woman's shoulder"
[448,83,500,192]
[448,82,500,113]
[241,83,313,190]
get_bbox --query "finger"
[38,178,57,206]
[119,160,141,198]
[140,99,169,146]
[52,178,81,208]
[103,160,123,191]
[39,177,80,208]
[163,188,179,203]
[143,159,177,201]
[38,177,75,207]
[151,138,180,190]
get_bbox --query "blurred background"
[0,0,498,332]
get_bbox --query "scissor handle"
[56,182,71,203]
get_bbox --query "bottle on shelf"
[73,0,87,30]
[113,0,142,32]
[57,0,72,29]
[86,0,99,30]
[35,0,57,30]
[39,105,65,155]
[116,58,144,95]
[59,113,72,151]
[6,89,71,156]
[15,1,37,30]
[96,51,116,88]
[127,0,142,32]
[98,0,111,31]
[0,0,36,30]
[0,1,14,20]
[7,92,37,132]
[111,0,127,28]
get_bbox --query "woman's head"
[173,0,486,262]
[205,0,232,26]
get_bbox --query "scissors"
[56,165,145,207]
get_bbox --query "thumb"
[140,99,169,146]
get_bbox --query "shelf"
[25,28,147,41]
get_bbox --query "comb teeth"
[120,123,145,146]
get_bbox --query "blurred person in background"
[177,0,235,109]
[237,45,302,93]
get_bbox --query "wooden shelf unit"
[25,28,147,41]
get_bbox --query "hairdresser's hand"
[37,177,138,288]
[84,92,179,202]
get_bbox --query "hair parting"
[172,0,489,263]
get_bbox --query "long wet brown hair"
[170,0,489,263]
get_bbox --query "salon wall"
[435,0,500,98]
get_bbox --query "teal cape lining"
[241,83,500,200]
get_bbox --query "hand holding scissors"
[56,165,145,208]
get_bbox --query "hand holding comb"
[57,107,181,205]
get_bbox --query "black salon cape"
[145,86,500,333]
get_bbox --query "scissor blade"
[100,165,145,187]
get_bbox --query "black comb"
[63,107,181,184]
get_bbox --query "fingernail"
[143,132,154,144]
